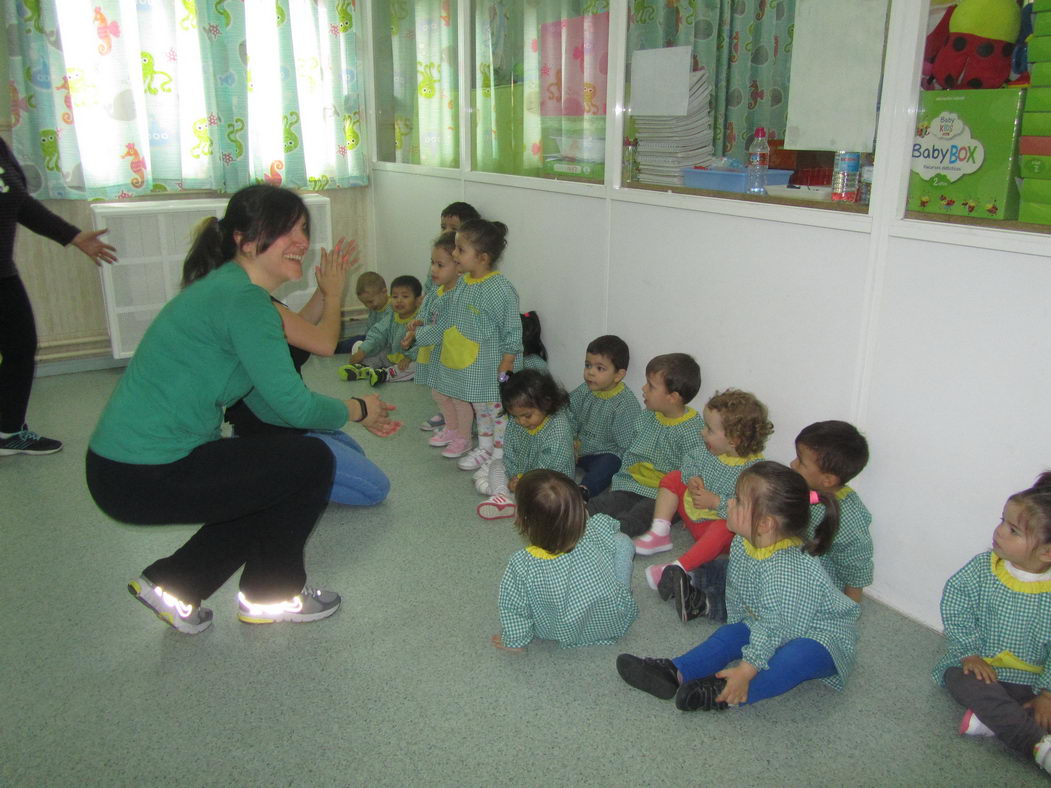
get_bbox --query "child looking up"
[493,469,638,651]
[636,389,773,624]
[478,369,575,520]
[933,473,1051,776]
[617,461,859,712]
[339,275,423,386]
[411,219,521,464]
[587,353,703,538]
[569,335,641,501]
[791,421,872,603]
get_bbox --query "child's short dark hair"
[441,201,480,222]
[457,218,508,265]
[706,389,773,457]
[433,230,456,253]
[355,271,386,295]
[795,421,869,485]
[500,369,569,417]
[390,274,422,298]
[586,335,629,372]
[645,353,701,404]
[739,462,840,557]
[521,311,547,360]
[515,469,587,554]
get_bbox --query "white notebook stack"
[631,69,715,186]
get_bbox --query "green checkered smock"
[410,282,457,388]
[569,381,641,459]
[503,410,575,481]
[522,354,548,371]
[365,302,391,331]
[678,438,764,520]
[727,535,860,690]
[610,408,704,498]
[806,486,874,589]
[932,551,1051,690]
[427,271,521,403]
[499,513,639,649]
[357,307,419,366]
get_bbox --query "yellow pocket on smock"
[440,326,479,370]
[417,345,434,364]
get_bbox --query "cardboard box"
[1020,154,1051,178]
[1022,177,1051,203]
[1030,61,1051,85]
[1019,135,1051,155]
[1025,87,1051,112]
[908,88,1024,220]
[1035,11,1051,36]
[1029,36,1051,63]
[1022,112,1051,136]
[1035,0,1051,14]
[1019,199,1051,224]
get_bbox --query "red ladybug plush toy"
[923,0,1022,90]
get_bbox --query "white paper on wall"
[783,0,889,152]
[630,46,693,116]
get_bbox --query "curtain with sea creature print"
[627,0,795,163]
[7,0,367,200]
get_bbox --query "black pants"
[944,666,1047,756]
[0,274,37,432]
[86,434,335,606]
[587,489,659,537]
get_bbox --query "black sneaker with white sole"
[0,426,62,456]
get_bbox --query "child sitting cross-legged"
[493,469,638,651]
[933,472,1051,776]
[634,389,773,624]
[616,461,859,712]
[478,369,575,521]
[791,420,872,603]
[340,275,422,386]
[587,353,704,538]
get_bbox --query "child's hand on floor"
[1023,690,1051,731]
[715,661,758,706]
[396,357,411,371]
[349,350,365,364]
[961,655,998,684]
[491,634,524,653]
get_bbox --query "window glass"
[472,1,610,182]
[373,1,460,167]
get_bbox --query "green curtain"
[7,0,367,199]
[627,0,795,161]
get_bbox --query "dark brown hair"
[738,461,839,557]
[515,469,587,554]
[587,335,629,372]
[457,218,508,266]
[500,369,569,417]
[795,421,869,485]
[645,353,701,404]
[1007,471,1051,549]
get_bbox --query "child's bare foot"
[491,634,524,652]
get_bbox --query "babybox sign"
[912,112,983,182]
[906,88,1023,221]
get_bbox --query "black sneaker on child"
[657,564,709,623]
[0,425,62,456]
[675,676,729,712]
[616,654,680,699]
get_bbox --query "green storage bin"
[1036,11,1051,37]
[1019,199,1051,224]
[1031,61,1051,85]
[1029,36,1051,63]
[1025,87,1051,112]
[1022,111,1051,136]
[1022,178,1051,203]
[1021,153,1051,178]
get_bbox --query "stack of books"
[631,69,715,186]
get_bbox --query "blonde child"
[587,353,704,538]
[493,469,638,651]
[478,369,575,520]
[410,219,521,464]
[568,335,641,501]
[635,389,773,624]
[340,271,390,365]
[617,461,859,712]
[933,473,1051,776]
[791,420,872,603]
[339,275,422,386]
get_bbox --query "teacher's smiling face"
[237,214,310,291]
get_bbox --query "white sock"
[650,518,672,537]
[1036,734,1051,773]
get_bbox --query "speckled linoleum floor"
[2,355,1047,787]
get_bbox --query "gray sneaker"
[237,586,341,624]
[128,575,213,634]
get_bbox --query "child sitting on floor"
[478,369,575,521]
[569,335,641,502]
[634,389,773,624]
[493,469,638,651]
[933,472,1051,776]
[617,461,859,712]
[339,271,390,360]
[587,353,704,537]
[791,420,872,603]
[340,275,422,386]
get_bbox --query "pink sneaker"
[959,709,994,737]
[478,494,516,520]
[441,437,470,458]
[428,429,452,447]
[645,563,669,591]
[634,530,673,556]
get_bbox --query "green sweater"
[611,408,704,498]
[727,535,860,691]
[933,551,1051,691]
[503,410,576,481]
[568,381,641,459]
[90,262,347,464]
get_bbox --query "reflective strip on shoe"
[237,587,340,624]
[128,576,213,634]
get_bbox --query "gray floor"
[3,356,1047,786]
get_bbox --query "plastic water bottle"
[831,151,861,202]
[746,127,769,194]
